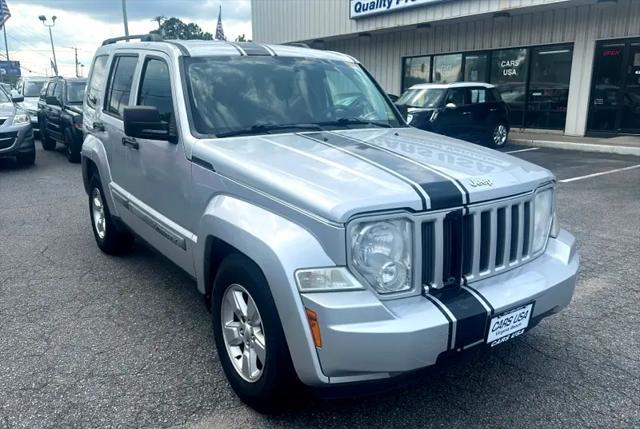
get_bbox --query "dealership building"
[251,0,640,137]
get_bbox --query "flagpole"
[2,25,8,61]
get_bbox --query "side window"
[45,82,56,97]
[137,58,174,124]
[444,88,466,106]
[104,55,138,118]
[86,55,109,109]
[53,82,63,99]
[470,88,487,104]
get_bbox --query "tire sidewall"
[490,122,509,148]
[211,254,298,411]
[88,175,109,249]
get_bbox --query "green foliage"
[150,17,213,40]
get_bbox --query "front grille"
[422,193,536,288]
[0,131,17,150]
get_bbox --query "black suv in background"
[396,82,510,148]
[37,77,87,162]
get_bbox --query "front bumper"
[0,123,35,158]
[297,229,578,385]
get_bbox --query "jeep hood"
[193,127,553,223]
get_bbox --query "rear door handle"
[489,108,498,112]
[122,136,139,150]
[462,111,471,115]
[92,121,105,132]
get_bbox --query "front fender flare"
[195,195,336,385]
[81,133,117,215]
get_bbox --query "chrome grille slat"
[421,193,539,289]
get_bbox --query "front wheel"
[88,175,134,255]
[211,253,303,413]
[64,129,81,163]
[489,122,509,148]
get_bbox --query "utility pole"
[2,25,8,61]
[121,0,129,38]
[38,15,58,75]
[74,47,78,77]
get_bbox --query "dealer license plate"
[486,303,534,347]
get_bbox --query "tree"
[235,34,248,42]
[150,17,213,40]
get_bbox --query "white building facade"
[251,0,640,136]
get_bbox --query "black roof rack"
[101,33,163,46]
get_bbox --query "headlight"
[349,218,413,294]
[295,267,363,292]
[12,113,30,125]
[532,188,554,253]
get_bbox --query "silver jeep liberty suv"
[81,35,579,412]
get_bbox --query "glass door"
[620,42,640,133]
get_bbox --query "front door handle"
[92,121,105,132]
[122,136,139,150]
[489,108,498,112]
[462,111,471,116]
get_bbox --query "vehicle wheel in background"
[41,130,56,151]
[211,253,303,413]
[489,122,509,148]
[65,129,81,163]
[16,151,36,166]
[88,174,134,255]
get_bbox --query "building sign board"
[350,0,448,19]
[0,61,21,77]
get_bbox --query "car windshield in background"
[24,81,47,97]
[185,56,402,137]
[66,81,87,104]
[396,88,444,108]
[0,88,10,103]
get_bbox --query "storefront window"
[433,53,462,84]
[526,45,573,129]
[490,48,529,126]
[402,56,430,92]
[464,52,488,82]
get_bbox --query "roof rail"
[281,42,310,49]
[101,33,163,46]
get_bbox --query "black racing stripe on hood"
[304,132,463,210]
[430,287,489,350]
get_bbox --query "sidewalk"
[509,131,640,156]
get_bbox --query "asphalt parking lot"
[1,142,639,428]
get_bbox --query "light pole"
[38,15,58,75]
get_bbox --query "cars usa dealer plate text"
[486,303,534,347]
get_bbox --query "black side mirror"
[11,94,24,103]
[387,93,399,102]
[45,96,60,106]
[123,106,172,142]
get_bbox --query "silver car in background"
[0,87,35,165]
[81,36,579,412]
[15,76,48,138]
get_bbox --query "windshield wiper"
[216,123,324,138]
[316,118,393,129]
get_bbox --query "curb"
[509,138,640,157]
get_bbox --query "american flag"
[0,0,11,28]
[215,5,225,41]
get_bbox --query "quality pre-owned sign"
[350,0,448,19]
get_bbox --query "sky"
[3,0,252,77]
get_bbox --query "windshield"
[0,87,10,103]
[66,81,87,104]
[185,56,402,136]
[24,80,46,97]
[396,88,444,108]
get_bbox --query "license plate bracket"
[486,302,534,347]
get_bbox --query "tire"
[41,128,56,151]
[211,253,303,413]
[488,122,509,148]
[16,151,35,166]
[64,129,81,163]
[88,174,134,255]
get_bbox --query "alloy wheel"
[493,124,508,146]
[91,187,106,239]
[220,284,266,382]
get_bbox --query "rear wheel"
[211,253,303,413]
[489,122,509,148]
[65,129,81,163]
[40,127,56,151]
[88,174,134,255]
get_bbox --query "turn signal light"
[305,308,322,348]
